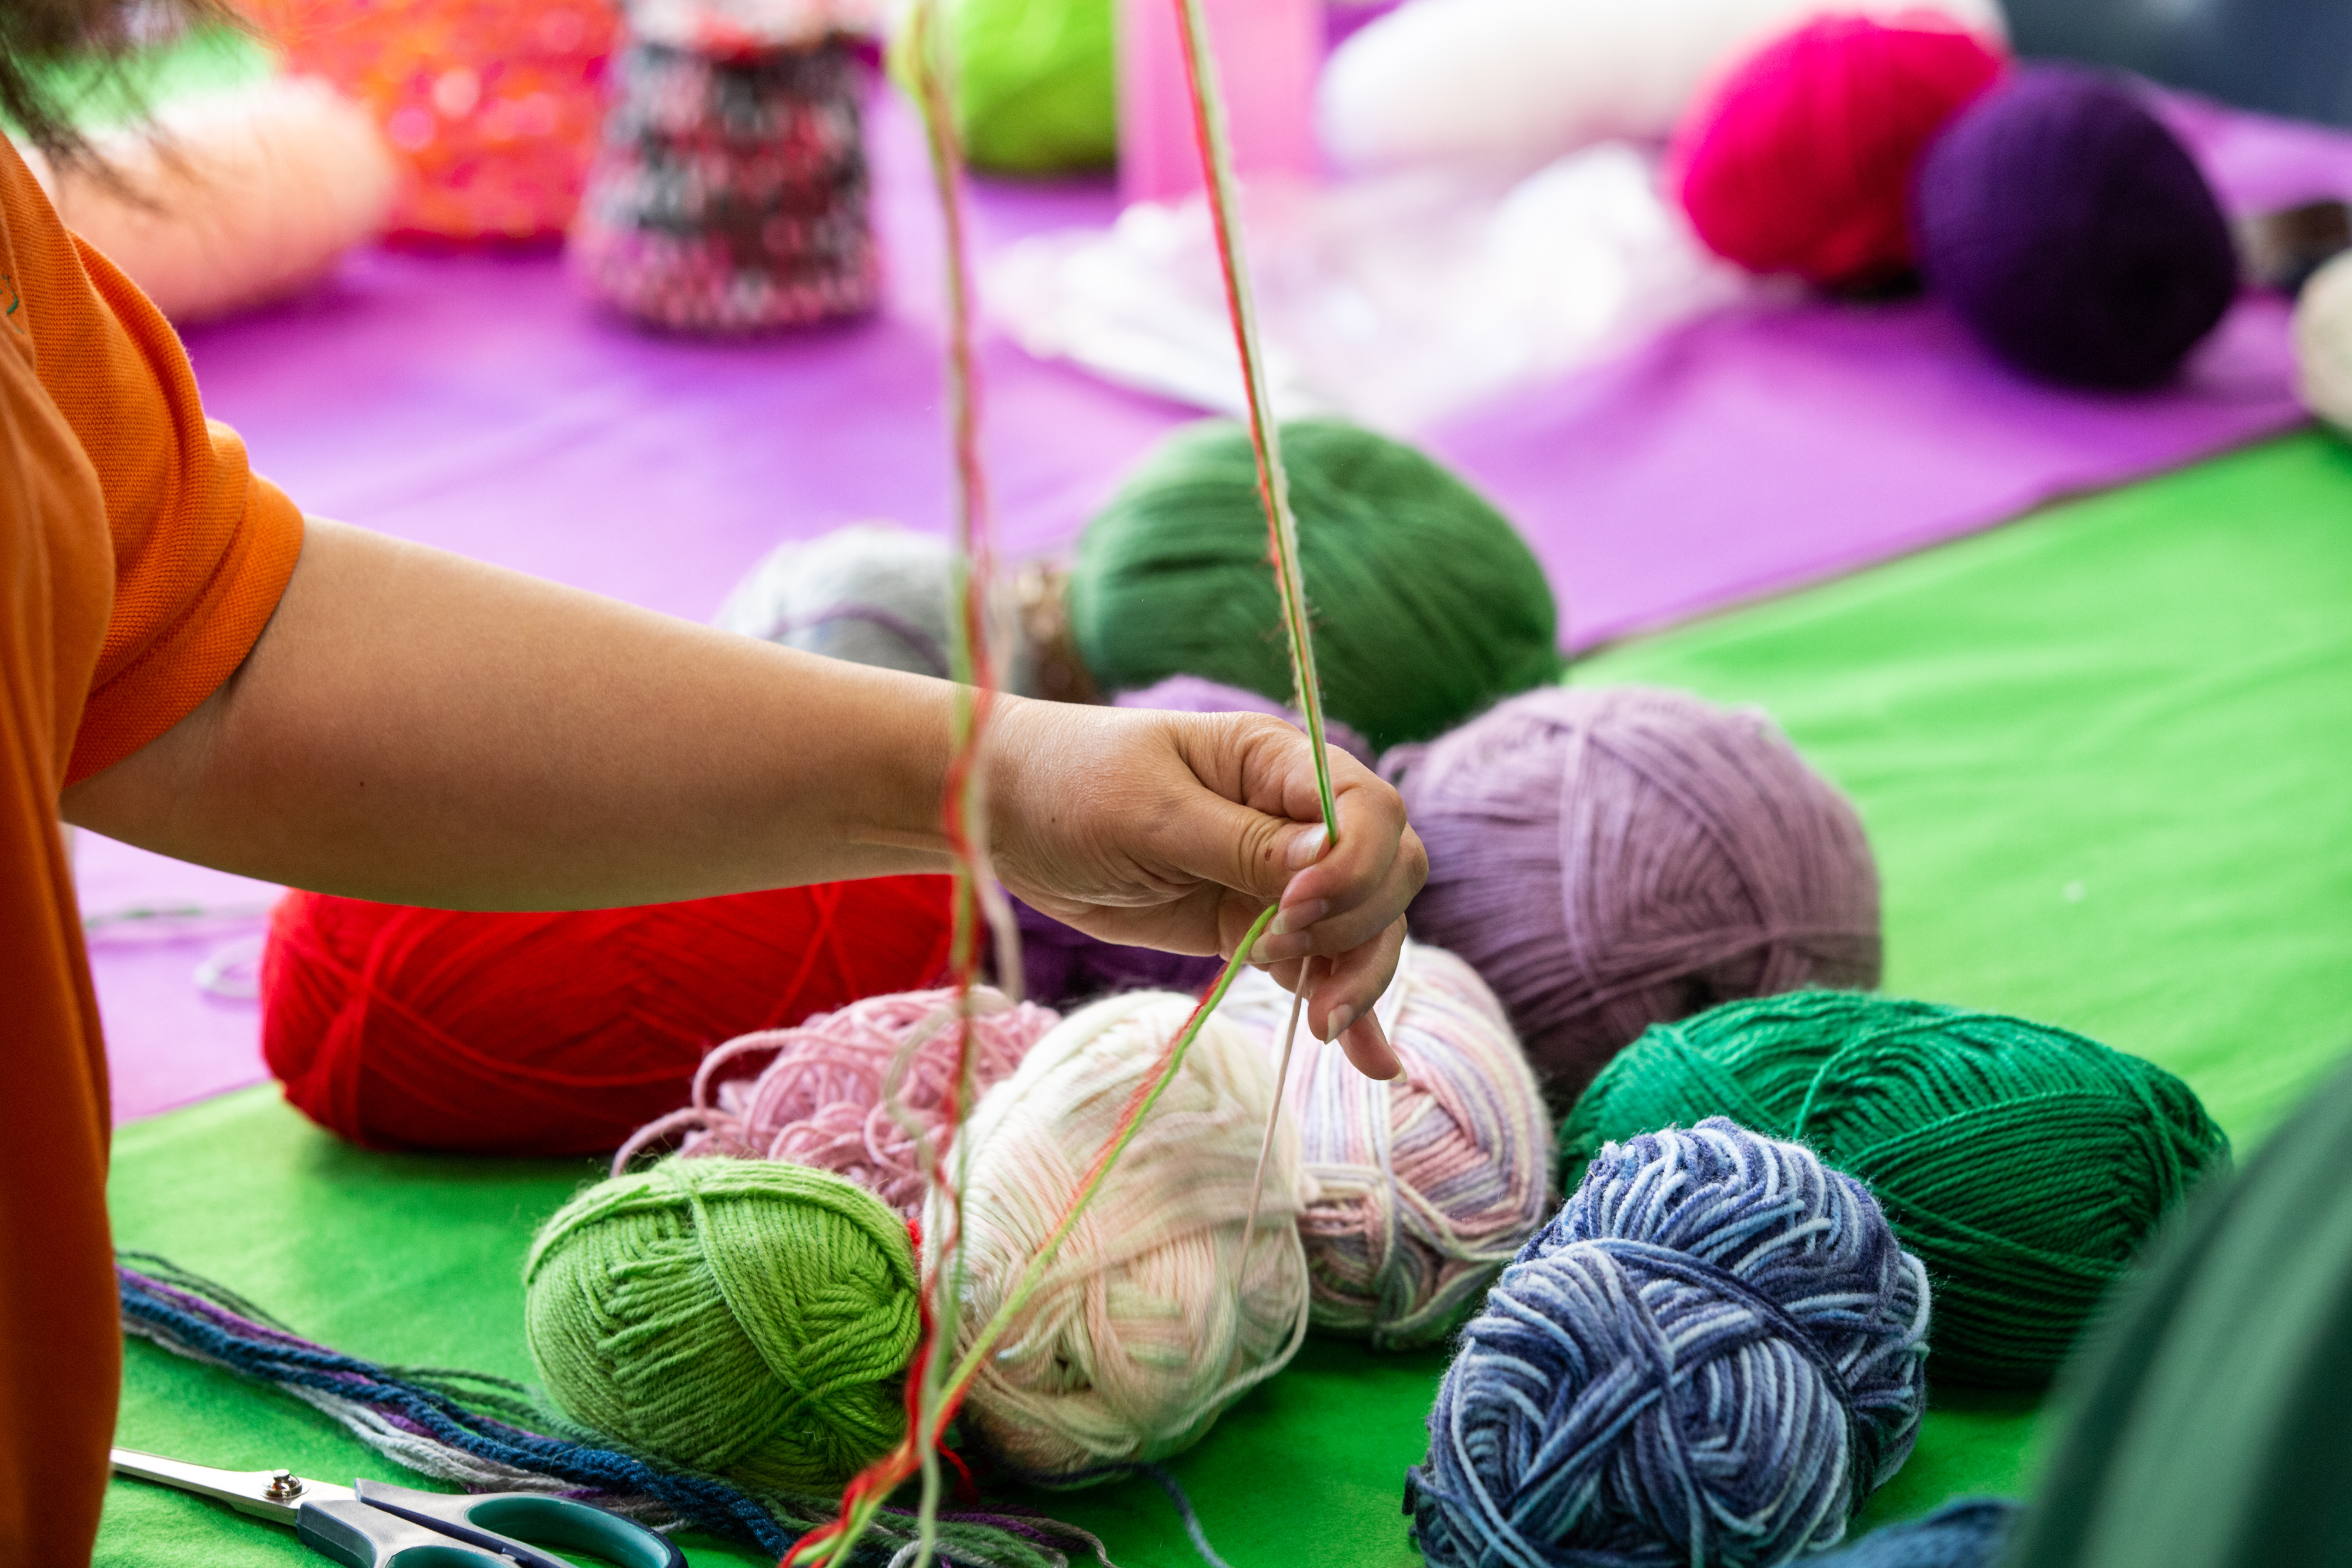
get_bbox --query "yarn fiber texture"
[1673,14,2004,289]
[1911,65,2237,390]
[1807,1500,2019,1568]
[714,523,1040,695]
[524,1155,919,1489]
[612,986,1059,1214]
[1219,940,1553,1348]
[1559,990,2231,1387]
[2003,1052,2352,1568]
[1069,418,1564,754]
[259,877,954,1156]
[2293,248,2352,433]
[1408,1119,1930,1568]
[934,991,1312,1477]
[1389,684,1881,1103]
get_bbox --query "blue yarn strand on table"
[1406,1118,1932,1568]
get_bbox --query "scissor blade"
[109,1447,356,1524]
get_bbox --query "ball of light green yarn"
[1070,419,1565,753]
[890,0,1115,174]
[1558,990,2230,1389]
[523,1156,919,1489]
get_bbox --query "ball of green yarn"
[890,0,1115,175]
[1557,990,2231,1388]
[1070,419,1565,754]
[523,1156,919,1489]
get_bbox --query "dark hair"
[0,0,235,169]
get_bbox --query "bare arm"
[63,520,1421,1071]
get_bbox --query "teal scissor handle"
[297,1479,684,1568]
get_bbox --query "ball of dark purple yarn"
[1911,65,2237,390]
[1008,898,1224,1010]
[1113,675,1379,770]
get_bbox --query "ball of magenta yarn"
[1675,14,2005,289]
[1387,684,1880,1102]
[1911,65,2238,389]
[1405,1118,1930,1568]
[1114,674,1380,771]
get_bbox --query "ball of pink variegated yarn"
[613,986,1058,1215]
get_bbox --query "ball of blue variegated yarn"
[1406,1117,1931,1568]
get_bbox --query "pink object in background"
[1117,0,1322,205]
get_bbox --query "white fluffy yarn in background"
[30,76,396,324]
[987,143,1746,428]
[713,522,1040,694]
[2294,250,2352,433]
[1220,941,1553,1348]
[1319,0,2007,175]
[931,991,1312,1477]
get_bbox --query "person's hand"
[986,698,1424,1079]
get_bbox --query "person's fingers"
[1310,917,1407,1077]
[1150,718,1337,905]
[1248,824,1425,967]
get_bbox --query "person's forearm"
[62,518,968,908]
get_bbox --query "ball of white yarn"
[1221,941,1552,1348]
[713,523,1040,695]
[1318,0,2006,174]
[932,990,1312,1477]
[2294,249,2352,434]
[31,75,395,323]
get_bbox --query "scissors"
[111,1446,687,1568]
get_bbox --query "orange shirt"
[0,132,305,1565]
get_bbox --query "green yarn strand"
[1070,418,1564,754]
[524,1158,920,1490]
[1559,990,2230,1386]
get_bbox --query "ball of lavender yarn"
[1406,1118,1932,1568]
[1912,65,2237,390]
[1388,684,1880,1103]
[1113,674,1379,770]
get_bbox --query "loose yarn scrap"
[118,1253,1102,1568]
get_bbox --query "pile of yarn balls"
[1408,1119,1930,1568]
[1673,14,2239,388]
[1560,989,2232,1386]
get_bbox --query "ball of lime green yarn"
[523,1156,919,1489]
[1070,419,1565,754]
[890,0,1115,174]
[1557,990,2230,1389]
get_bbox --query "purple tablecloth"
[83,81,2352,1123]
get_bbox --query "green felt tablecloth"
[100,431,2352,1566]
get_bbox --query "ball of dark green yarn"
[524,1156,919,1489]
[1069,419,1564,754]
[1557,991,2230,1388]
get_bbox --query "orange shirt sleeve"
[0,135,306,785]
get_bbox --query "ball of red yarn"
[260,877,955,1156]
[1673,14,2004,290]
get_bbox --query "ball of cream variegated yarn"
[714,523,1041,696]
[29,75,396,323]
[930,989,1312,1478]
[2295,249,2352,434]
[1220,940,1552,1348]
[1319,0,2005,175]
